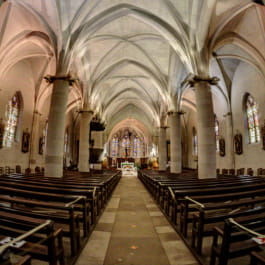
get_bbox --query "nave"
[76,175,198,265]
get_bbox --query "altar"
[121,161,137,177]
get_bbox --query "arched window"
[3,93,21,147]
[215,117,220,151]
[246,94,260,143]
[111,135,119,157]
[133,136,140,157]
[192,127,198,156]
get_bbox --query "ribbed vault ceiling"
[1,0,261,136]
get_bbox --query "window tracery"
[3,93,21,147]
[246,94,260,143]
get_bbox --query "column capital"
[168,110,185,116]
[188,75,219,86]
[78,110,94,115]
[160,126,168,129]
[223,112,232,117]
[44,74,77,86]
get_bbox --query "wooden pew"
[210,213,265,265]
[250,251,265,265]
[179,185,265,238]
[0,179,97,226]
[15,255,32,265]
[0,186,89,239]
[190,196,265,255]
[0,211,64,265]
[0,195,80,257]
[169,181,265,227]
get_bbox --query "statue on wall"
[39,136,44,155]
[260,120,265,150]
[219,137,225,157]
[0,118,4,149]
[21,129,30,153]
[234,131,243,155]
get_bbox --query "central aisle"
[76,175,199,265]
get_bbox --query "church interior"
[1,0,265,265]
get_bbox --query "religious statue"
[260,120,265,150]
[0,118,4,149]
[234,131,243,155]
[39,136,44,155]
[21,129,30,153]
[219,137,225,157]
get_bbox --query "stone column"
[29,111,41,169]
[45,75,72,178]
[159,127,167,171]
[168,111,182,173]
[78,110,93,172]
[193,77,217,179]
[225,112,234,169]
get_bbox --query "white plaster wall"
[231,61,265,174]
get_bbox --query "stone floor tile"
[76,231,111,264]
[99,212,116,224]
[155,225,176,234]
[161,241,199,265]
[106,198,120,209]
[103,237,170,265]
[149,211,163,217]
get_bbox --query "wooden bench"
[0,186,90,239]
[250,251,265,265]
[0,211,64,265]
[169,181,265,227]
[210,213,265,265]
[0,179,97,227]
[190,196,265,255]
[0,195,80,257]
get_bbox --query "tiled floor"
[75,176,199,265]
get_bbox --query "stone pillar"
[29,111,41,169]
[45,76,71,178]
[159,127,167,171]
[194,77,216,179]
[168,112,182,173]
[78,110,93,172]
[225,112,234,169]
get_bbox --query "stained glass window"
[111,136,119,157]
[215,117,220,151]
[192,127,198,156]
[3,93,21,147]
[246,94,260,143]
[133,136,140,157]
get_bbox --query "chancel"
[0,1,265,265]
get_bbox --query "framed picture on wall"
[0,119,4,149]
[260,121,265,150]
[21,130,30,153]
[219,138,225,157]
[234,132,243,155]
[39,136,44,155]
